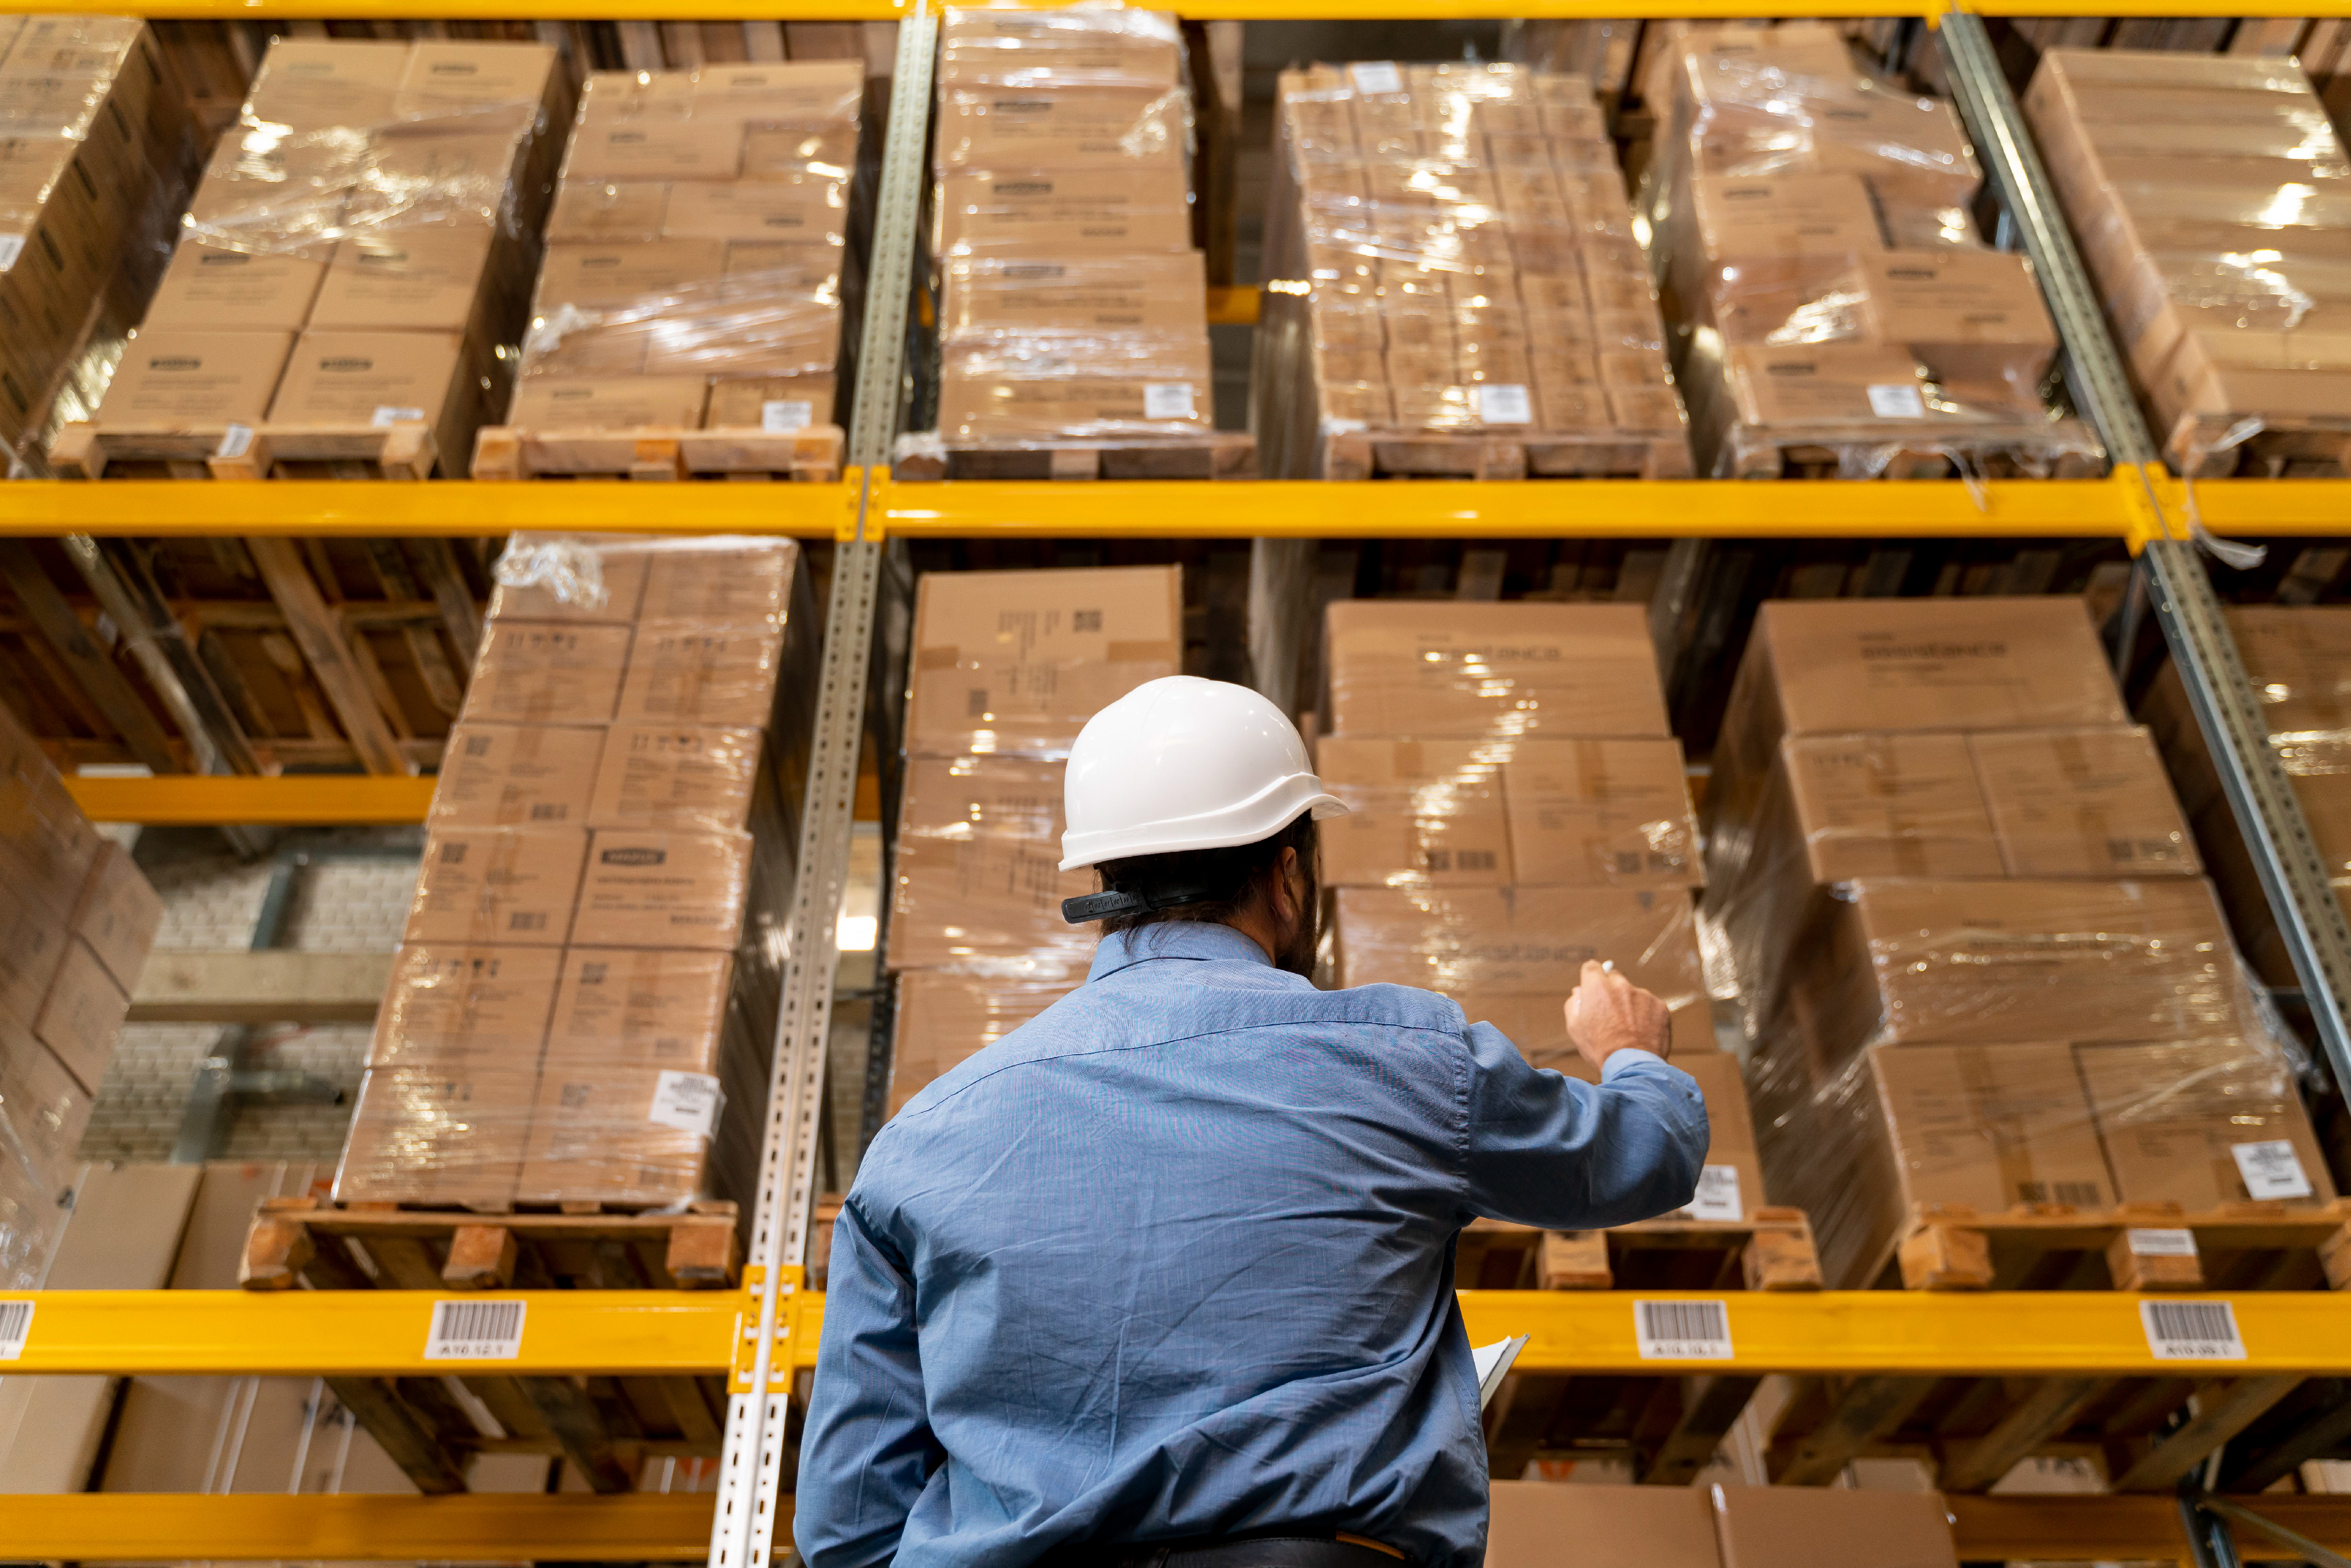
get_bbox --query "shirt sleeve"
[793,1199,939,1568]
[1456,1021,1710,1231]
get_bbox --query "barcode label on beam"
[1634,1299,1732,1360]
[424,1299,526,1361]
[2140,1300,2245,1362]
[0,1301,30,1360]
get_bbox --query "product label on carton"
[1143,382,1196,419]
[1478,383,1533,424]
[0,236,22,270]
[1634,1299,1732,1360]
[425,1298,526,1361]
[2231,1139,2315,1200]
[1866,382,1925,419]
[649,1069,722,1137]
[372,404,425,425]
[761,399,814,432]
[2126,1227,2198,1258]
[217,424,253,458]
[1349,61,1403,94]
[1687,1165,1743,1222]
[2139,1299,2244,1362]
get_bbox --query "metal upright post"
[708,10,937,1568]
[1939,6,2351,1097]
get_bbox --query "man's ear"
[1274,847,1302,922]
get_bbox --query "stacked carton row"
[1640,25,2095,478]
[883,566,1183,1116]
[0,14,200,463]
[71,37,571,473]
[340,533,814,1209]
[1316,601,1765,1225]
[917,9,1221,459]
[0,703,161,1286]
[1703,597,2334,1287]
[2024,49,2351,473]
[502,59,862,438]
[1254,61,1690,478]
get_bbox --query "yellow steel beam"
[0,479,856,538]
[1207,287,1261,327]
[64,774,436,826]
[874,474,2135,539]
[2,1494,724,1562]
[2141,470,2351,540]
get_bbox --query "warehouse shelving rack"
[3,1,2351,1563]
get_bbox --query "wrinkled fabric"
[797,921,1708,1568]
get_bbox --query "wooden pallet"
[1457,1209,1824,1293]
[1322,427,1695,481]
[471,423,845,483]
[1722,420,2106,480]
[891,431,1256,481]
[2166,411,2351,478]
[48,421,438,479]
[239,1198,740,1495]
[1877,1199,2351,1293]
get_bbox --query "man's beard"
[1275,873,1319,977]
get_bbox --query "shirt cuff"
[1599,1047,1667,1082]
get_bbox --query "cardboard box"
[533,240,728,314]
[689,60,863,126]
[906,565,1183,757]
[65,839,161,992]
[933,87,1187,172]
[1850,249,2059,386]
[308,228,497,334]
[887,755,1096,974]
[935,166,1194,257]
[571,829,750,950]
[390,40,557,133]
[2078,1040,2338,1209]
[637,536,800,626]
[32,936,129,1094]
[430,724,607,830]
[938,10,1182,91]
[368,942,561,1067]
[465,622,632,723]
[1500,737,1700,887]
[267,331,470,463]
[401,829,587,947]
[547,179,671,243]
[661,176,846,245]
[1775,732,2003,881]
[2229,605,2351,735]
[241,38,408,130]
[1691,171,1882,259]
[0,1037,94,1192]
[563,116,748,183]
[335,1066,530,1206]
[547,947,732,1072]
[507,375,710,431]
[98,330,293,424]
[1324,601,1669,741]
[485,536,650,624]
[586,724,767,833]
[1711,1479,1960,1568]
[705,373,836,431]
[1968,726,2199,878]
[1313,737,1510,888]
[1724,342,1930,426]
[143,243,329,332]
[887,970,1061,1115]
[1864,1040,2114,1213]
[518,1063,713,1205]
[1488,1483,1720,1568]
[935,369,1213,440]
[614,621,785,728]
[941,252,1206,337]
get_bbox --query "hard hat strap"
[1060,882,1226,924]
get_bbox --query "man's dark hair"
[1093,812,1317,936]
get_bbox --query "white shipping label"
[1143,382,1196,420]
[371,406,426,427]
[2140,1299,2246,1362]
[1866,383,1926,419]
[217,423,254,459]
[1633,1298,1733,1360]
[0,1300,30,1360]
[1687,1165,1743,1223]
[1477,384,1533,425]
[1349,61,1405,94]
[423,1298,525,1361]
[649,1069,722,1138]
[761,399,814,433]
[2233,1139,2314,1200]
[2125,1227,2199,1258]
[0,236,23,270]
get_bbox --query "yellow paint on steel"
[63,774,438,826]
[2,1494,725,1562]
[2140,468,2351,541]
[1206,287,1262,327]
[0,479,856,538]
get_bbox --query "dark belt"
[1042,1534,1407,1568]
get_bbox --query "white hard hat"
[1059,676,1348,871]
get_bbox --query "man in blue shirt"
[799,676,1709,1568]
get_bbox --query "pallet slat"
[471,424,845,482]
[891,433,1256,482]
[50,422,437,480]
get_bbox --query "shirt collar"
[1087,921,1273,982]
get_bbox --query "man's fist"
[1565,960,1672,1072]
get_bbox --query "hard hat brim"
[1058,783,1348,871]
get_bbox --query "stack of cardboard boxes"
[340,533,814,1209]
[1317,600,1767,1225]
[882,566,1183,1115]
[2025,50,2351,468]
[0,703,161,1285]
[924,9,1220,453]
[1255,62,1689,478]
[504,60,862,437]
[0,14,198,463]
[74,37,571,473]
[1703,598,2333,1285]
[1641,28,2089,477]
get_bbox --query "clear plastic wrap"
[73,37,570,473]
[508,62,860,438]
[1255,61,1692,478]
[1323,600,1672,742]
[2023,50,2351,473]
[886,753,1097,977]
[2,15,201,465]
[1639,37,2100,477]
[887,970,1065,1115]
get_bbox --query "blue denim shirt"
[796,921,1708,1568]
